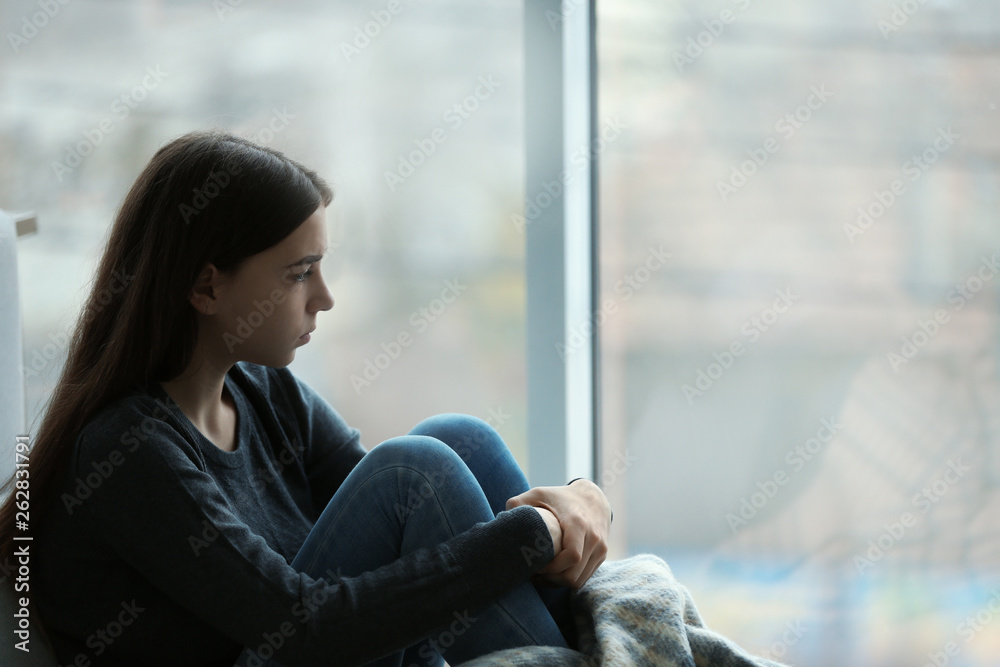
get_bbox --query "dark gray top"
[34,363,552,666]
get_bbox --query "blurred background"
[2,0,999,664]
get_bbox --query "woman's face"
[208,204,333,368]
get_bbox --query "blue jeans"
[234,414,572,667]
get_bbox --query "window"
[598,1,1000,663]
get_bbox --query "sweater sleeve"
[75,401,554,667]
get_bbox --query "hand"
[506,479,611,588]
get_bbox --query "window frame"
[524,0,600,487]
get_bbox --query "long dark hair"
[0,131,333,564]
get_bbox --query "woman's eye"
[293,269,314,282]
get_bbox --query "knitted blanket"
[457,555,789,667]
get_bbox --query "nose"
[310,274,335,313]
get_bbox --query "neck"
[159,345,235,448]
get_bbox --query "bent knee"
[364,435,464,472]
[409,414,503,459]
[410,413,492,437]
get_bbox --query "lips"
[299,329,315,343]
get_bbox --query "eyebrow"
[287,254,324,268]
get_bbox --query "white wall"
[0,210,26,499]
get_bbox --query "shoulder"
[73,389,198,473]
[78,390,181,446]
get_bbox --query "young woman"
[0,131,611,666]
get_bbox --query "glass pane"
[2,1,528,469]
[598,1,1000,664]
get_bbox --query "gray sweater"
[33,363,553,666]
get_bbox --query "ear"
[189,263,227,315]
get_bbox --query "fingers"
[578,535,608,585]
[545,516,584,578]
[507,484,610,588]
[542,519,608,588]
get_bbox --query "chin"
[274,351,297,368]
